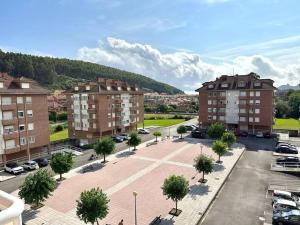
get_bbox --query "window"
[255,117,260,122]
[4,126,14,134]
[2,97,11,105]
[219,116,225,121]
[208,100,212,105]
[208,108,212,113]
[21,83,30,88]
[249,100,254,104]
[74,86,79,91]
[17,97,23,104]
[108,122,111,127]
[92,104,95,109]
[20,137,27,145]
[208,84,214,89]
[28,136,35,143]
[213,92,218,96]
[213,108,217,113]
[107,86,111,90]
[249,108,254,114]
[238,81,246,87]
[208,115,212,120]
[28,123,34,131]
[86,85,90,91]
[255,100,260,104]
[81,95,88,101]
[239,108,246,113]
[256,91,260,97]
[239,117,246,122]
[19,124,25,132]
[0,82,3,88]
[250,91,254,97]
[239,100,246,105]
[92,114,96,119]
[255,109,260,114]
[18,111,24,118]
[208,92,213,97]
[3,111,13,120]
[249,117,253,122]
[254,82,261,87]
[212,100,217,105]
[5,140,15,149]
[25,96,32,103]
[219,108,226,113]
[220,92,226,97]
[93,123,96,129]
[221,83,228,88]
[213,115,217,120]
[240,91,246,96]
[27,110,33,117]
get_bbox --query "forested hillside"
[0,50,183,94]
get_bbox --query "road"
[199,137,300,225]
[0,118,197,193]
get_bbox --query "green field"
[144,114,176,119]
[138,119,185,128]
[50,129,69,142]
[273,118,300,130]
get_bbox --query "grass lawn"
[273,118,300,130]
[138,119,185,128]
[144,114,176,119]
[50,128,69,142]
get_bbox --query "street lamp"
[133,191,138,225]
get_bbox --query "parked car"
[275,146,298,155]
[138,128,150,134]
[276,157,300,167]
[191,131,206,139]
[4,162,24,174]
[273,190,300,204]
[256,131,264,138]
[273,199,299,212]
[184,125,196,131]
[239,131,248,137]
[263,132,272,138]
[119,133,129,140]
[273,210,300,225]
[111,136,124,143]
[276,142,296,148]
[33,158,49,167]
[22,161,39,170]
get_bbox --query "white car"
[255,131,264,138]
[138,129,150,134]
[5,162,24,174]
[273,198,299,211]
[273,190,300,204]
[22,161,39,170]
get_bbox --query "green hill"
[0,50,183,94]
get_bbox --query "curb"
[196,145,246,225]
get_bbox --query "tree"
[153,131,162,142]
[207,123,225,139]
[157,104,169,113]
[288,91,300,118]
[162,175,189,215]
[50,152,74,180]
[221,132,236,149]
[275,101,290,118]
[76,188,109,225]
[194,155,213,183]
[177,125,187,139]
[55,124,64,132]
[94,137,116,163]
[127,132,141,150]
[212,140,227,163]
[18,169,56,208]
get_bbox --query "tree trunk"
[134,145,137,150]
[96,220,99,225]
[60,173,62,181]
[175,200,178,213]
[202,171,205,181]
[181,134,182,139]
[103,154,106,163]
[156,136,157,142]
[218,154,220,162]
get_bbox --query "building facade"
[0,73,49,165]
[66,78,144,146]
[196,73,276,134]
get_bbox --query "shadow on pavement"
[189,183,210,200]
[213,163,225,172]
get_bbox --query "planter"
[198,178,207,183]
[169,208,182,216]
[31,203,44,210]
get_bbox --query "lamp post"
[133,191,138,225]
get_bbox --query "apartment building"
[0,73,49,165]
[66,78,144,146]
[196,73,276,134]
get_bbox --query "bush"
[55,125,64,132]
[57,112,68,121]
[207,123,225,139]
[177,125,187,139]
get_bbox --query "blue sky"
[1,0,300,92]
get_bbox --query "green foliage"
[50,152,74,180]
[153,131,162,142]
[177,125,187,139]
[221,132,236,148]
[76,188,109,225]
[194,155,213,181]
[56,112,68,121]
[94,137,116,162]
[0,51,183,94]
[275,101,290,118]
[55,124,64,132]
[49,111,57,122]
[127,132,141,150]
[157,104,169,113]
[18,169,56,207]
[288,91,300,118]
[212,140,228,162]
[162,175,189,212]
[207,123,225,139]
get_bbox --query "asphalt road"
[199,137,300,225]
[0,118,197,193]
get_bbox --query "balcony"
[3,132,19,140]
[1,104,16,111]
[2,118,18,126]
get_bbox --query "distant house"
[47,91,67,113]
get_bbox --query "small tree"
[50,152,74,180]
[153,131,162,142]
[55,124,63,132]
[127,132,141,150]
[221,132,236,149]
[177,125,187,139]
[207,123,225,139]
[94,137,116,163]
[212,140,227,163]
[19,169,56,208]
[194,155,213,183]
[162,175,189,216]
[76,188,109,225]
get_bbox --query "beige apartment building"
[196,73,276,134]
[66,78,144,146]
[0,73,49,165]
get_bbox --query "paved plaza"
[17,138,244,225]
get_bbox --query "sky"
[1,0,300,93]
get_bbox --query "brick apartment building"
[66,78,144,146]
[0,73,50,164]
[196,73,276,134]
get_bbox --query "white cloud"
[77,37,300,93]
